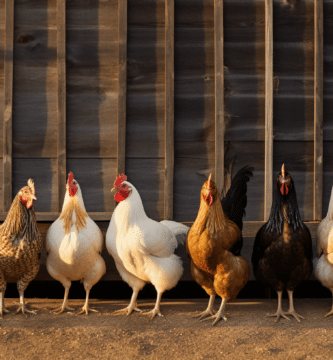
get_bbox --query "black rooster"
[252,164,312,322]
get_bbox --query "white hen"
[315,187,333,317]
[46,172,106,315]
[106,174,189,318]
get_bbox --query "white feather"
[106,181,184,293]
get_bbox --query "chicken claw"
[202,313,227,326]
[285,310,304,322]
[193,309,216,320]
[15,304,37,316]
[142,308,163,319]
[114,305,142,316]
[265,310,290,322]
[77,304,98,315]
[0,308,10,317]
[325,310,333,318]
[51,305,75,315]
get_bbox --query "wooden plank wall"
[0,0,330,283]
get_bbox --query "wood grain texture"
[164,0,174,220]
[57,0,66,212]
[214,0,224,194]
[3,0,14,211]
[264,0,273,222]
[314,0,323,220]
[66,0,118,159]
[117,0,127,175]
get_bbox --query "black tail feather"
[221,166,253,231]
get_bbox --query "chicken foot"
[202,298,228,326]
[193,295,216,320]
[284,289,304,322]
[77,288,98,315]
[15,290,37,316]
[266,290,290,322]
[142,291,163,319]
[114,289,142,316]
[52,287,75,315]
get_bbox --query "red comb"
[68,172,74,185]
[114,174,127,188]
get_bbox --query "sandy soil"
[0,298,333,359]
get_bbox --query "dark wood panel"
[126,158,165,221]
[164,0,174,220]
[12,158,58,212]
[66,0,119,160]
[66,158,116,213]
[13,0,58,159]
[265,0,273,221]
[126,7,166,161]
[66,93,118,158]
[13,0,57,25]
[274,141,314,221]
[214,0,224,194]
[314,0,324,220]
[323,141,333,218]
[57,0,66,212]
[3,0,14,211]
[66,0,117,26]
[323,1,333,140]
[273,0,314,142]
[117,0,126,176]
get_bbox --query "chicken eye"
[123,184,126,188]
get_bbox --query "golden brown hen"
[0,179,43,316]
[187,168,252,325]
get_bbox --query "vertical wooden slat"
[214,0,224,194]
[3,0,14,212]
[264,0,273,221]
[117,0,127,176]
[57,0,66,210]
[314,0,323,221]
[164,0,174,220]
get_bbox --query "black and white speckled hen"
[252,164,313,322]
[0,179,43,316]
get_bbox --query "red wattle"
[115,189,130,203]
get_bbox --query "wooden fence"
[0,0,332,281]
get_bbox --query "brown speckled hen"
[0,179,43,316]
[186,167,253,325]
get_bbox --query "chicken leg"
[194,295,216,319]
[142,291,163,319]
[0,292,10,316]
[202,297,228,326]
[77,287,97,315]
[114,289,142,316]
[266,290,290,322]
[52,285,75,315]
[284,289,304,321]
[15,290,37,315]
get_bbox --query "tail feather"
[160,220,190,246]
[221,166,253,231]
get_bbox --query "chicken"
[0,179,43,316]
[252,164,313,322]
[46,172,106,315]
[186,166,253,325]
[315,187,333,317]
[106,174,189,318]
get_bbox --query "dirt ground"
[1,298,333,359]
